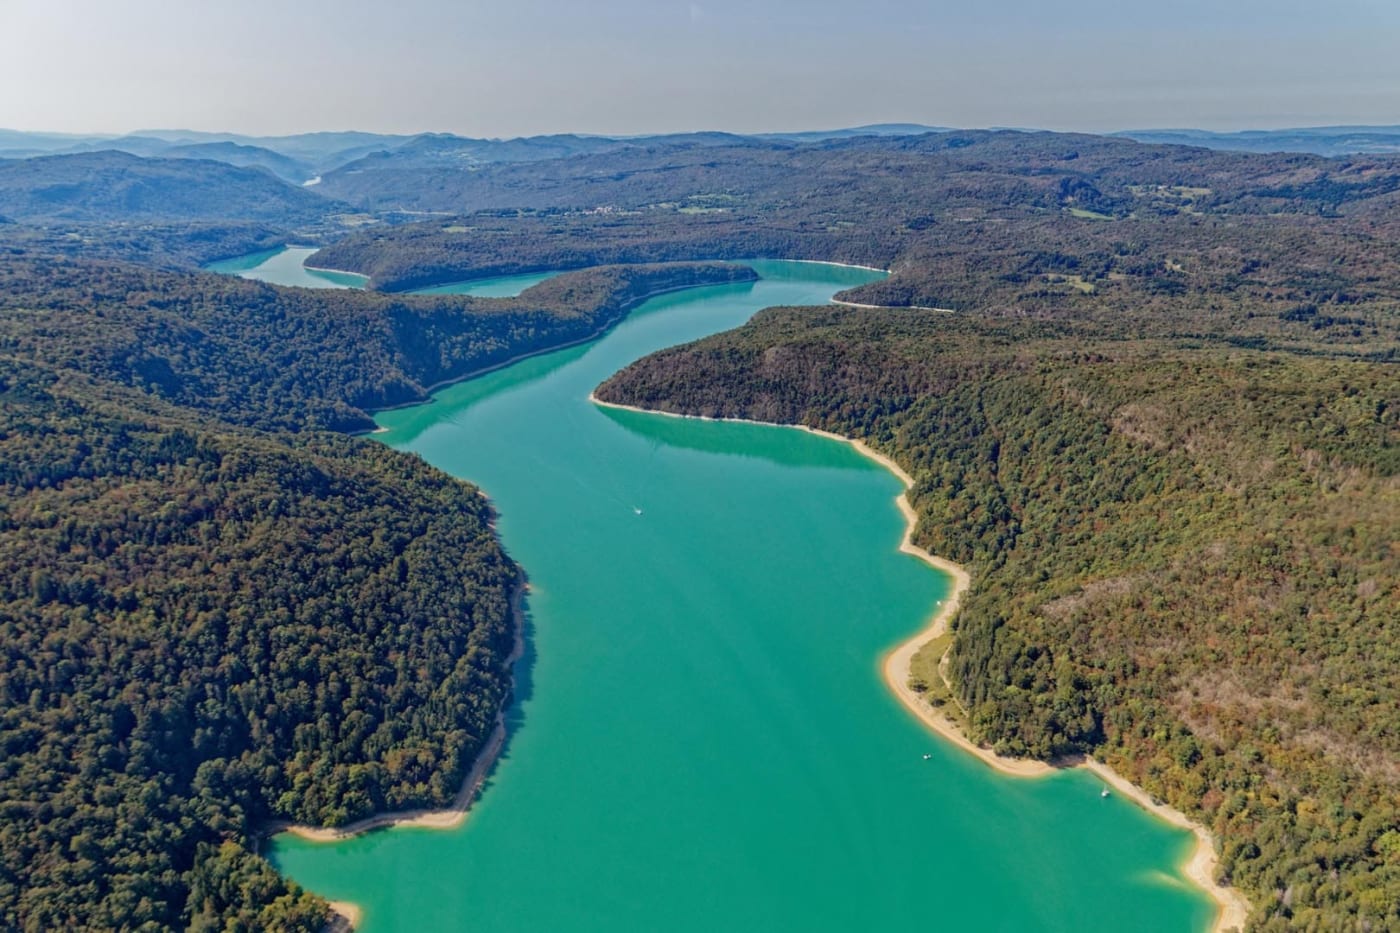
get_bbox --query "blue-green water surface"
[269,261,1213,932]
[205,246,369,289]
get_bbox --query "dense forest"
[597,307,1399,931]
[311,128,1400,223]
[0,256,756,432]
[0,360,516,930]
[0,245,754,929]
[0,221,288,269]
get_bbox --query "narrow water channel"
[265,260,1212,932]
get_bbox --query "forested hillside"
[0,151,340,225]
[0,257,757,432]
[597,308,1400,930]
[0,221,287,270]
[307,128,1400,229]
[0,361,517,930]
[0,250,753,929]
[314,132,777,209]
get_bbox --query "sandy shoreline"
[589,393,1250,933]
[831,298,956,313]
[787,258,891,274]
[270,245,369,283]
[303,263,370,282]
[326,901,361,930]
[860,436,1251,933]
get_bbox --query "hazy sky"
[3,0,1398,137]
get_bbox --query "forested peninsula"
[0,250,754,930]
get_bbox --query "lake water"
[268,261,1214,931]
[205,247,557,296]
[205,246,370,289]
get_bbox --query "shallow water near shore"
[268,261,1214,931]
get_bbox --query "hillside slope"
[0,361,517,930]
[0,151,338,224]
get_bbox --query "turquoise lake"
[267,261,1214,931]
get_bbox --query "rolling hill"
[0,150,340,225]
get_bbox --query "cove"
[205,246,558,296]
[269,261,1215,932]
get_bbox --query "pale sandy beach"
[831,298,957,313]
[590,393,1250,933]
[788,258,891,274]
[789,256,963,311]
[326,901,362,930]
[303,263,367,279]
[281,720,508,843]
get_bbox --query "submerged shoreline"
[588,393,1250,933]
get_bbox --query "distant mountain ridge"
[0,129,419,177]
[756,122,951,142]
[4,122,1400,238]
[1115,125,1400,157]
[160,141,312,184]
[6,122,1400,189]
